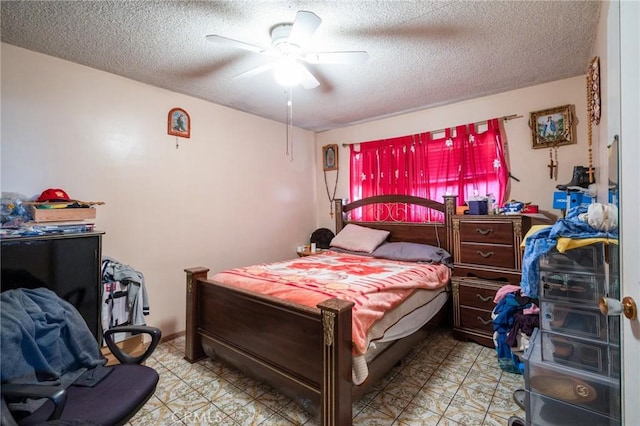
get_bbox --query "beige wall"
[1,44,318,337]
[315,76,591,231]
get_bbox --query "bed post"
[442,195,457,253]
[184,267,209,363]
[317,298,355,426]
[334,199,346,233]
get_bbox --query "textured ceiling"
[1,1,601,132]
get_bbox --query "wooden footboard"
[184,267,354,425]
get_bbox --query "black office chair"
[1,288,161,426]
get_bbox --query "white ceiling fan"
[206,10,369,89]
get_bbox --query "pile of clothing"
[492,285,539,374]
[1,288,108,414]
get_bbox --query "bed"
[184,194,457,425]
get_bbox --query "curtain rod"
[341,114,523,147]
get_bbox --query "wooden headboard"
[334,195,457,253]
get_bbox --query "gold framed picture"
[322,144,338,171]
[529,104,575,149]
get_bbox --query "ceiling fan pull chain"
[286,88,294,162]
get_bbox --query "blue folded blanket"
[1,288,105,385]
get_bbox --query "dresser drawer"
[458,282,496,310]
[459,306,494,334]
[459,220,513,244]
[453,265,522,284]
[459,242,515,268]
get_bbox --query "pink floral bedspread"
[212,250,451,355]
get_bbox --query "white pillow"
[330,224,390,253]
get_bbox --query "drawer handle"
[476,294,492,302]
[477,250,495,258]
[477,316,492,325]
[476,228,493,235]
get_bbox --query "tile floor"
[129,328,525,425]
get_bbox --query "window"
[350,119,508,222]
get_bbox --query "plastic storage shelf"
[525,242,620,425]
[537,244,606,273]
[525,329,620,420]
[540,330,611,375]
[539,270,605,304]
[525,389,620,426]
[539,301,610,341]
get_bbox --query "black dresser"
[1,231,104,341]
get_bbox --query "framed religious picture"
[168,108,190,138]
[529,104,575,149]
[322,144,338,171]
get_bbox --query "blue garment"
[520,206,618,297]
[520,228,556,297]
[493,294,528,374]
[1,288,105,385]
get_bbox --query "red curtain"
[350,118,508,222]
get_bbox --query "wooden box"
[101,334,147,366]
[31,206,96,222]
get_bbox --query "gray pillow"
[372,242,452,265]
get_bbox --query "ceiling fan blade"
[233,63,274,80]
[206,34,269,55]
[288,10,321,47]
[304,51,370,65]
[299,65,320,89]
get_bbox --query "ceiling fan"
[206,10,369,89]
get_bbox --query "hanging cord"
[324,167,339,218]
[285,88,294,162]
[433,222,442,248]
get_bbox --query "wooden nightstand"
[451,214,532,347]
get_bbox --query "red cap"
[37,188,71,202]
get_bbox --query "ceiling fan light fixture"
[207,10,365,90]
[273,58,305,87]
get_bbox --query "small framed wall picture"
[528,104,575,149]
[322,144,338,171]
[168,108,190,138]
